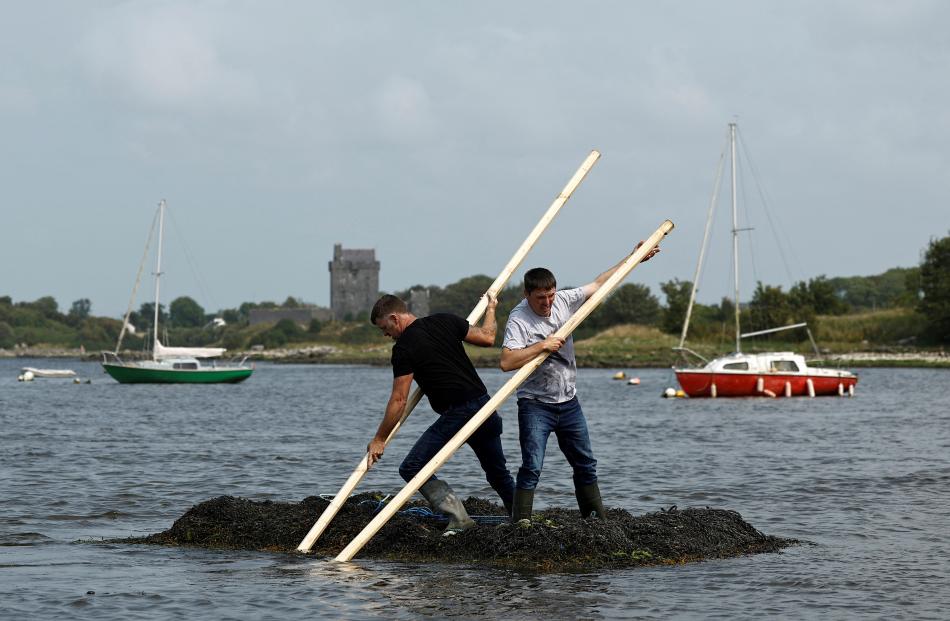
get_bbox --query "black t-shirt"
[391,313,487,414]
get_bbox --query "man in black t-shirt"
[367,294,515,534]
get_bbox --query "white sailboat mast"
[152,200,166,360]
[730,123,741,353]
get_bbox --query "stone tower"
[328,243,380,320]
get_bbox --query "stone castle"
[328,243,380,320]
[248,244,429,325]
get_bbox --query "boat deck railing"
[672,346,709,367]
[206,355,253,369]
[101,351,125,365]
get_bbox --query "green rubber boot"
[510,488,534,525]
[420,479,476,535]
[575,482,607,519]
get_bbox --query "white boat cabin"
[702,352,810,374]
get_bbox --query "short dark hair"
[524,267,556,293]
[370,295,408,324]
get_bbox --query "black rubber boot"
[510,488,534,524]
[419,479,476,534]
[575,482,607,519]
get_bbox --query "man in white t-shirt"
[500,245,659,522]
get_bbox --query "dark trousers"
[515,395,598,490]
[399,393,515,508]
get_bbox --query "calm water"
[2,358,948,619]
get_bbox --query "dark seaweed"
[118,493,796,573]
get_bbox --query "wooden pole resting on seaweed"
[335,219,675,562]
[296,150,601,553]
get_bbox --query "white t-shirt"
[503,287,586,403]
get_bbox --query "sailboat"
[672,123,857,398]
[101,200,254,384]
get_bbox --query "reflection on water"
[295,559,612,619]
[2,359,950,619]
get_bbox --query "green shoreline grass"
[9,321,948,368]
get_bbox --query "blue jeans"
[400,393,515,508]
[516,396,597,490]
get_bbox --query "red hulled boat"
[675,351,857,398]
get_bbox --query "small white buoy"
[663,387,676,398]
[627,377,641,385]
[73,378,81,384]
[17,374,24,382]
[612,371,626,380]
[23,371,34,382]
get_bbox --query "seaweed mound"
[124,493,795,572]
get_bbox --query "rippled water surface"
[2,358,949,619]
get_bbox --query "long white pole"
[152,200,166,361]
[335,219,675,562]
[297,150,601,553]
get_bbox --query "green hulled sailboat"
[102,200,254,384]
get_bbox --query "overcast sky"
[2,1,948,317]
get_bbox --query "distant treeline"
[395,266,926,345]
[3,233,948,350]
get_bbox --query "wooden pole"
[296,150,601,552]
[335,219,675,562]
